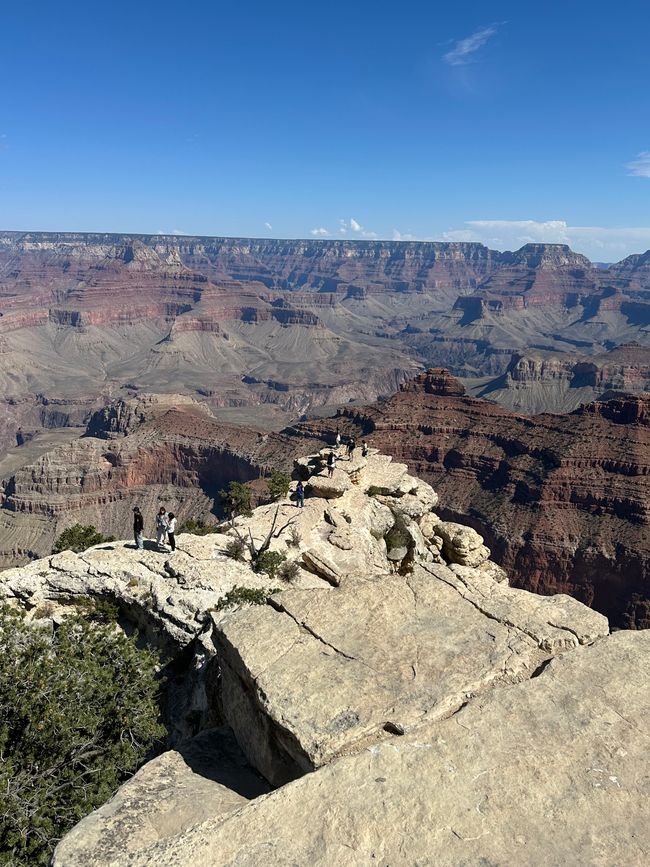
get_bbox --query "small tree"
[53,524,114,554]
[0,605,165,866]
[180,518,219,536]
[254,550,286,580]
[219,482,252,520]
[266,470,291,502]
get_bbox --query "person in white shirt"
[167,513,177,552]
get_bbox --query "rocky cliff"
[475,342,650,413]
[297,370,650,628]
[1,449,647,865]
[0,395,303,569]
[1,231,650,448]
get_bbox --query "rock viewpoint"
[1,449,647,866]
[305,369,650,628]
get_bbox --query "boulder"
[213,564,607,786]
[94,633,650,867]
[306,469,351,499]
[52,727,270,867]
[301,548,343,586]
[436,520,491,567]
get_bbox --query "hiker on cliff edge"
[167,513,177,552]
[296,480,305,507]
[155,507,169,551]
[327,451,336,478]
[133,506,144,550]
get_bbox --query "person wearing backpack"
[296,481,305,508]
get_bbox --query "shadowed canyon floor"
[1,450,646,866]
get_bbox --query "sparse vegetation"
[52,524,115,555]
[214,586,281,610]
[366,485,384,498]
[254,550,286,580]
[287,525,302,548]
[0,605,165,866]
[277,559,301,583]
[180,518,220,536]
[219,482,253,519]
[266,470,291,502]
[225,537,247,561]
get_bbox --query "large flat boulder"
[86,631,650,867]
[214,563,608,785]
[52,728,269,867]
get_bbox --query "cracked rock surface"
[65,632,650,867]
[214,563,607,785]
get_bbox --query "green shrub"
[215,586,281,610]
[218,482,252,519]
[254,550,286,580]
[225,537,246,561]
[0,605,165,866]
[266,470,291,501]
[180,518,220,536]
[53,524,115,554]
[366,485,385,498]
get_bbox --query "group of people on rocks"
[132,506,177,552]
[130,431,369,546]
[327,431,369,476]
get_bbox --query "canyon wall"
[294,370,650,628]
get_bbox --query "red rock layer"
[294,371,650,628]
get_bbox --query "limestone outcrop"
[63,631,649,867]
[0,449,646,866]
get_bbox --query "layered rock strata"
[0,450,636,865]
[297,369,650,628]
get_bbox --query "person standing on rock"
[155,507,169,551]
[167,513,177,552]
[347,437,356,458]
[296,481,305,508]
[335,429,341,449]
[361,440,369,457]
[133,506,144,550]
[327,451,336,478]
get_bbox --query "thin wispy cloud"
[443,24,499,66]
[264,222,273,230]
[626,151,650,178]
[310,227,330,236]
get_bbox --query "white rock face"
[5,449,645,867]
[71,632,650,867]
[214,563,607,785]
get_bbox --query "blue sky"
[2,0,650,260]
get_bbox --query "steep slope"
[2,231,650,450]
[296,370,650,627]
[0,450,645,866]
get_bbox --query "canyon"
[0,232,648,630]
[1,231,650,457]
[0,450,646,865]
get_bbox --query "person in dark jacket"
[296,481,305,507]
[133,506,144,549]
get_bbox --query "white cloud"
[443,25,499,66]
[264,222,273,230]
[392,229,420,241]
[626,151,650,178]
[339,217,378,239]
[310,227,330,236]
[440,219,650,261]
